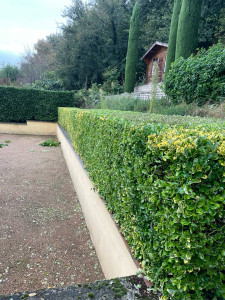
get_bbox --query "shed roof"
[141,41,168,60]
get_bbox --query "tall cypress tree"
[175,0,203,59]
[164,0,182,78]
[124,1,140,93]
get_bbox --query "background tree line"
[1,0,224,91]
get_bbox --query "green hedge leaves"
[59,108,225,299]
[164,43,225,105]
[0,86,76,122]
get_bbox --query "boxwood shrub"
[0,86,76,122]
[59,108,225,300]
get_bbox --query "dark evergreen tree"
[215,8,225,44]
[164,0,182,78]
[140,0,173,49]
[124,1,140,93]
[199,0,225,48]
[175,0,203,59]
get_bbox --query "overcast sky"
[0,0,72,56]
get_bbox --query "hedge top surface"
[59,107,225,131]
[0,85,74,96]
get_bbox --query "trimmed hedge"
[59,108,225,300]
[0,86,76,122]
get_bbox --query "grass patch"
[0,143,8,148]
[97,94,150,112]
[96,93,225,120]
[152,98,225,119]
[39,139,60,147]
[0,139,11,148]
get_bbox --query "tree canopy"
[9,0,225,91]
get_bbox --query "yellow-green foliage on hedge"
[58,108,225,300]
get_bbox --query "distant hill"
[0,51,20,67]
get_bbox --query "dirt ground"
[0,134,104,295]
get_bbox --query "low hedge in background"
[59,108,225,300]
[0,86,76,122]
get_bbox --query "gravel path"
[0,134,104,295]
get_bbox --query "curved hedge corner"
[58,108,225,300]
[0,86,76,122]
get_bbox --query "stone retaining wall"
[0,121,57,135]
[104,83,166,101]
[133,83,166,99]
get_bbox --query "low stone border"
[57,125,138,280]
[0,121,57,135]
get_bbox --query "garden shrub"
[101,68,123,95]
[74,84,101,109]
[152,98,195,116]
[26,71,64,91]
[98,94,150,112]
[164,43,225,105]
[0,86,76,122]
[58,108,225,299]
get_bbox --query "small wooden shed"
[141,41,168,83]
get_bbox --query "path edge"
[57,124,138,280]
